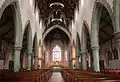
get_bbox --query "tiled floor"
[48,72,64,82]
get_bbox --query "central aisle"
[48,72,64,82]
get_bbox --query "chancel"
[0,0,120,82]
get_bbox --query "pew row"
[101,69,120,75]
[0,69,53,82]
[61,69,120,82]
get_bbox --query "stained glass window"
[52,45,61,61]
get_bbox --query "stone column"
[38,45,41,68]
[34,46,38,69]
[68,45,72,68]
[34,56,38,69]
[115,32,120,59]
[69,59,72,68]
[40,46,43,68]
[13,46,21,72]
[91,8,100,72]
[48,41,51,62]
[72,45,76,69]
[26,52,32,70]
[70,45,73,68]
[41,46,45,68]
[81,51,87,70]
[91,46,100,72]
[115,0,120,59]
[31,52,34,69]
[115,0,120,31]
[43,51,45,68]
[76,48,80,69]
[26,36,32,70]
[81,30,87,70]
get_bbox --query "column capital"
[91,46,99,50]
[14,46,22,50]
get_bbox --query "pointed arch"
[81,20,91,52]
[76,32,81,55]
[24,20,32,54]
[32,32,38,69]
[91,0,115,34]
[42,25,71,41]
[33,32,38,51]
[91,0,115,47]
[0,0,22,47]
[76,32,81,68]
[20,20,32,70]
[0,0,22,72]
[91,0,115,71]
[81,20,91,70]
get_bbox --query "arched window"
[52,45,61,61]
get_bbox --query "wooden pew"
[61,69,120,82]
[0,69,53,82]
[101,69,120,75]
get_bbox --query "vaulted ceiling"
[35,0,79,19]
[35,0,79,27]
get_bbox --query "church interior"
[0,0,120,82]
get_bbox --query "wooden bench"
[0,69,53,82]
[101,69,120,75]
[61,69,120,82]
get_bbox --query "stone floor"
[48,72,64,82]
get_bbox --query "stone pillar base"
[91,46,100,72]
[13,46,21,72]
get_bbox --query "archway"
[32,33,38,69]
[20,21,32,70]
[0,2,22,72]
[44,28,70,68]
[42,25,71,41]
[91,0,116,71]
[76,33,81,69]
[81,21,91,70]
